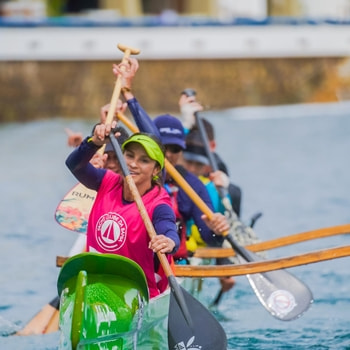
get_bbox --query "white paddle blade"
[238,255,313,321]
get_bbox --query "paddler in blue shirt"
[178,89,242,217]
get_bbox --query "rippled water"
[1,102,350,349]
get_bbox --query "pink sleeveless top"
[87,170,172,298]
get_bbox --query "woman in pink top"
[66,125,180,298]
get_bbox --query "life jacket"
[184,175,228,254]
[199,175,227,214]
[185,218,206,254]
[87,170,173,298]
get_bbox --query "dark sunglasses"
[165,144,183,154]
[181,88,196,97]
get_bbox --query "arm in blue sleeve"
[127,97,167,180]
[180,172,224,247]
[153,204,180,253]
[65,137,107,191]
[127,97,161,139]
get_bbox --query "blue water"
[0,102,350,349]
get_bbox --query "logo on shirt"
[95,212,127,252]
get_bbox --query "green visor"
[122,134,164,169]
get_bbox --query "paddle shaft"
[57,244,350,276]
[57,222,350,267]
[194,223,350,258]
[195,112,236,211]
[195,112,247,305]
[175,244,350,277]
[108,133,195,331]
[194,113,260,260]
[108,133,172,276]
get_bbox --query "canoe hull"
[57,253,170,350]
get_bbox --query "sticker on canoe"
[55,183,96,233]
[267,289,296,318]
[174,335,202,349]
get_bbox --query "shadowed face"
[104,151,120,174]
[183,159,207,177]
[164,144,183,166]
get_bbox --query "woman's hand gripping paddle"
[55,44,140,234]
[108,132,227,350]
[194,112,313,321]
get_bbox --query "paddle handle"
[96,44,139,155]
[194,112,219,172]
[105,44,140,126]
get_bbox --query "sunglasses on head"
[165,144,183,154]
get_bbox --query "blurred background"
[1,3,350,349]
[1,0,350,122]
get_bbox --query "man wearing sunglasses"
[152,114,226,264]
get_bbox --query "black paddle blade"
[168,276,194,329]
[168,282,227,350]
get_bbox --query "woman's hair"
[145,133,165,188]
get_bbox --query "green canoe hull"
[57,253,170,350]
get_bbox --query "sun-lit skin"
[123,142,160,196]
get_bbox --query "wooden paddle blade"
[14,301,58,336]
[55,182,95,233]
[168,285,227,350]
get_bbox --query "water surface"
[0,102,349,349]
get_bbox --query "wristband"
[121,86,132,94]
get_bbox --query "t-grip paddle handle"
[97,44,139,155]
[104,44,140,126]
